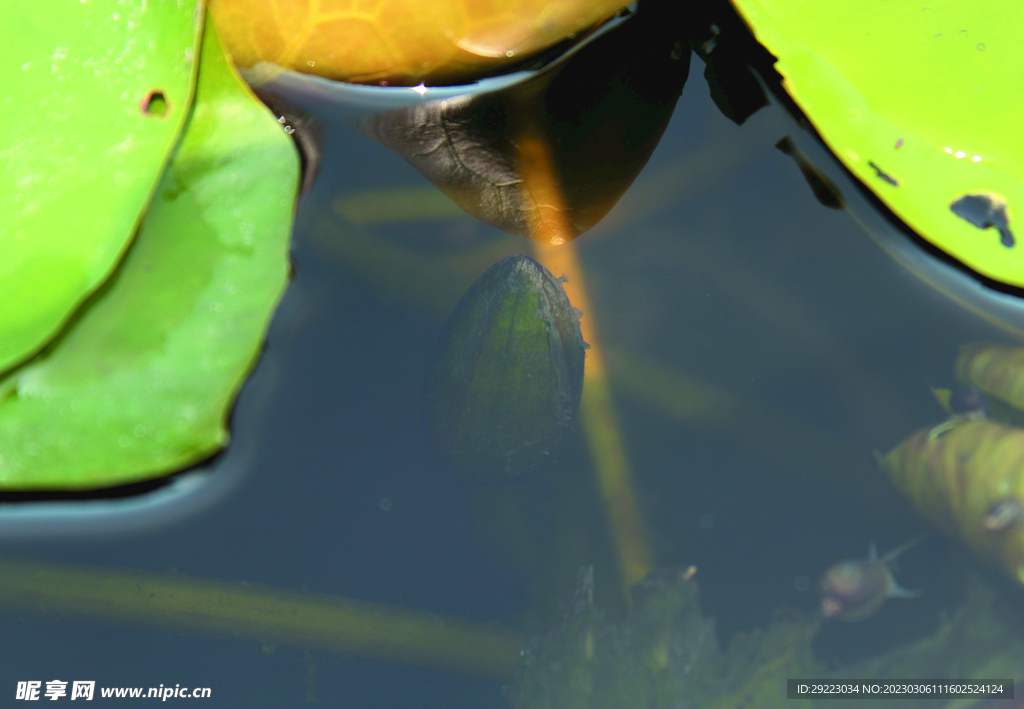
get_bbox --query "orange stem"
[516,134,654,590]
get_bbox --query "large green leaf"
[0,13,299,490]
[730,0,1024,288]
[0,0,203,373]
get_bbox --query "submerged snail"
[948,386,988,419]
[818,539,922,621]
[983,499,1024,533]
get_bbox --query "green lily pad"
[0,0,203,374]
[730,0,1024,288]
[0,13,299,490]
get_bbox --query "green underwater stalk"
[0,558,524,682]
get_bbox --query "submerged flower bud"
[429,254,586,477]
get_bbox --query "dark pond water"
[2,9,1022,708]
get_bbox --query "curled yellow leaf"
[883,419,1024,586]
[956,343,1024,413]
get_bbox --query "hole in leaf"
[951,192,1015,248]
[141,90,168,117]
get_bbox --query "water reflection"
[359,0,689,243]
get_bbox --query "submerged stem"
[0,558,524,682]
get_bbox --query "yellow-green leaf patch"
[0,0,203,373]
[730,0,1024,288]
[0,14,299,490]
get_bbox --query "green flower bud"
[429,254,586,476]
